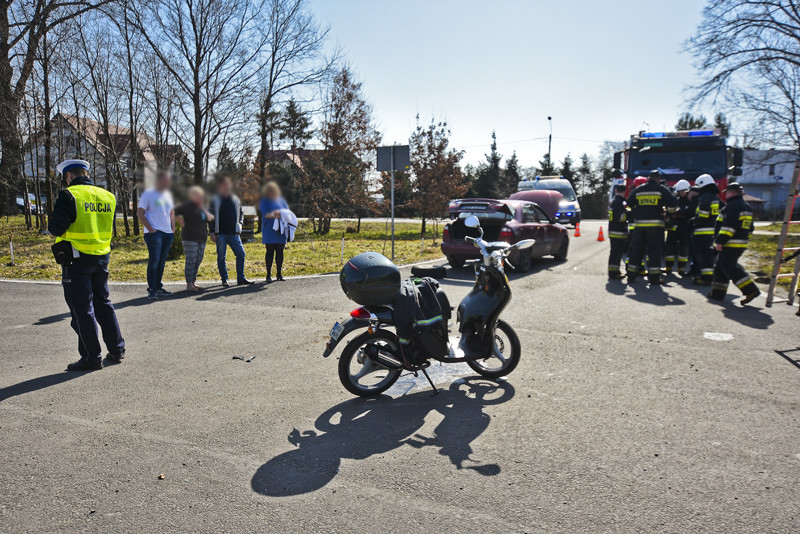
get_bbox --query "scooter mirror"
[516,239,535,250]
[464,215,480,228]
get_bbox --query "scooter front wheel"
[338,329,403,397]
[467,320,521,379]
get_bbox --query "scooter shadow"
[251,377,515,497]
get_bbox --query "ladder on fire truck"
[766,160,800,307]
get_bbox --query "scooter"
[323,215,534,397]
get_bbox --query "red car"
[441,196,570,272]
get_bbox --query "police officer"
[626,169,678,284]
[49,160,125,371]
[664,179,692,275]
[608,183,629,280]
[709,182,760,304]
[691,174,722,286]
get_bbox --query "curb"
[0,256,447,287]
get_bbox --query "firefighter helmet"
[674,179,691,192]
[632,176,648,188]
[695,174,715,188]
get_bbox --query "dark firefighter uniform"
[49,160,125,371]
[709,183,760,303]
[691,183,722,285]
[625,175,678,284]
[664,193,691,274]
[608,185,629,279]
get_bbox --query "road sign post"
[377,145,410,260]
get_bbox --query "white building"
[739,149,799,215]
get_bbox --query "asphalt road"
[1,220,799,533]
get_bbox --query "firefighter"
[691,174,722,285]
[626,170,678,285]
[686,185,701,278]
[608,183,629,280]
[709,182,760,304]
[664,179,692,275]
[49,159,125,371]
[625,176,648,276]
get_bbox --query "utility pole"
[547,116,553,163]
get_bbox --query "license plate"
[330,322,344,341]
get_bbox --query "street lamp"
[547,116,553,164]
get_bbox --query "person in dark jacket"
[209,175,253,286]
[174,186,214,292]
[709,183,760,304]
[625,170,678,284]
[49,159,125,371]
[608,183,629,280]
[685,185,701,278]
[691,174,723,285]
[664,179,692,275]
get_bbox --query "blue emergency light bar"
[641,129,718,139]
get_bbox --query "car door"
[521,203,546,256]
[532,204,558,254]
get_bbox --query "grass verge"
[0,215,444,282]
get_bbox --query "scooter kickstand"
[421,368,439,395]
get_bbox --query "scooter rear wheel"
[466,320,521,379]
[338,330,403,397]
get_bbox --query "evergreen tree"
[537,153,557,175]
[676,112,709,130]
[560,153,576,186]
[713,112,732,137]
[500,151,521,198]
[475,131,503,198]
[575,153,594,196]
[279,98,313,151]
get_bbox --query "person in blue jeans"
[137,171,175,300]
[209,175,253,287]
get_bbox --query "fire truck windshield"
[629,149,727,178]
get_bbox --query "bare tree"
[129,0,269,185]
[256,0,336,179]
[687,1,800,150]
[0,0,114,214]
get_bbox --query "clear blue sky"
[310,0,709,168]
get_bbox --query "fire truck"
[612,128,743,196]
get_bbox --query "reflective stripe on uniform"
[701,268,714,275]
[724,239,748,248]
[636,219,665,227]
[735,277,755,289]
[608,231,628,238]
[694,229,715,236]
[718,227,735,237]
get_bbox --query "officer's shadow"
[34,294,190,325]
[251,377,514,497]
[625,281,686,306]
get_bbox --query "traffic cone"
[574,223,581,237]
[597,227,605,242]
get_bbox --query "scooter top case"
[340,252,401,306]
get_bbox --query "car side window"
[522,204,538,223]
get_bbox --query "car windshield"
[629,149,727,176]
[531,182,576,201]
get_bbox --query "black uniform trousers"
[62,261,125,362]
[691,234,716,282]
[664,227,690,273]
[710,248,760,300]
[626,226,664,281]
[608,236,628,276]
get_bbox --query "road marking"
[703,332,734,341]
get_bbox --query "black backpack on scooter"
[393,277,451,364]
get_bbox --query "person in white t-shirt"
[137,171,175,300]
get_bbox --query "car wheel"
[513,249,533,273]
[447,256,465,269]
[554,236,569,261]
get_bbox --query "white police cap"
[56,159,90,175]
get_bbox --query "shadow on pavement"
[34,292,196,325]
[195,282,267,301]
[775,348,800,370]
[0,372,83,403]
[625,282,686,306]
[251,377,514,497]
[605,279,628,295]
[720,302,774,329]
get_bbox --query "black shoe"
[147,290,158,300]
[627,274,638,283]
[156,288,172,297]
[266,276,273,284]
[237,278,254,285]
[608,273,625,280]
[276,275,285,282]
[740,291,761,306]
[67,358,103,372]
[708,292,726,301]
[106,351,125,363]
[693,278,711,286]
[649,278,663,286]
[221,280,229,287]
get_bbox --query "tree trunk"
[357,216,361,233]
[421,216,426,236]
[131,182,140,235]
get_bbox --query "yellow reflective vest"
[55,184,116,255]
